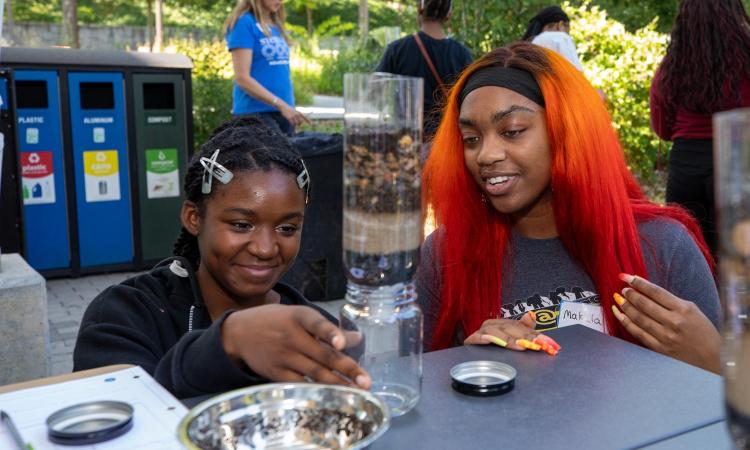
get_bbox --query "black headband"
[458,65,545,107]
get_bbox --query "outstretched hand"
[464,312,560,355]
[612,273,720,373]
[221,305,371,389]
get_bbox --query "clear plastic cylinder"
[341,73,424,416]
[715,108,750,448]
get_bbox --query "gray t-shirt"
[416,218,721,349]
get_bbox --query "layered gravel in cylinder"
[343,128,421,285]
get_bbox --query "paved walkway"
[46,271,345,376]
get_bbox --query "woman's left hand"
[612,273,721,374]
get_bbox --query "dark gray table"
[641,421,734,449]
[370,325,725,450]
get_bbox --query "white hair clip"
[297,158,310,204]
[200,149,234,194]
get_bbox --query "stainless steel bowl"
[177,383,390,450]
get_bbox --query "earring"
[480,194,488,205]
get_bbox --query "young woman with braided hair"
[417,43,722,373]
[74,117,370,397]
[650,0,750,257]
[376,0,472,140]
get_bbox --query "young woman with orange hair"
[417,42,722,373]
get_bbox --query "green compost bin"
[132,73,188,263]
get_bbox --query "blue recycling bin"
[14,70,71,271]
[68,72,134,268]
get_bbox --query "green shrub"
[168,38,234,151]
[566,2,669,201]
[316,42,383,96]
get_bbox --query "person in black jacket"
[73,117,371,398]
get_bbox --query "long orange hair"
[423,43,713,350]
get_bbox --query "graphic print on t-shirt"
[256,24,289,65]
[499,286,599,331]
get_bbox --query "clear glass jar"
[340,282,423,417]
[341,72,424,416]
[715,108,750,448]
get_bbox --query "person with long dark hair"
[650,0,750,256]
[376,0,472,140]
[418,43,721,373]
[74,117,370,397]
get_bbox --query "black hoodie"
[73,257,336,399]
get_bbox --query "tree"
[154,0,163,51]
[5,0,13,28]
[61,0,79,48]
[146,0,153,49]
[358,0,368,44]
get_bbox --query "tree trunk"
[358,0,368,46]
[146,0,154,51]
[5,0,13,27]
[61,0,79,48]
[306,5,313,37]
[154,0,163,52]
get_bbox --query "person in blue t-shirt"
[224,0,309,136]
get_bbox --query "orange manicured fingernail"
[532,337,549,351]
[613,292,626,307]
[611,304,624,321]
[516,339,542,351]
[534,335,561,351]
[619,273,635,284]
[546,347,559,356]
[527,310,537,321]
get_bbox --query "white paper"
[0,366,187,449]
[558,300,606,333]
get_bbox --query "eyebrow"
[459,104,536,127]
[223,207,303,221]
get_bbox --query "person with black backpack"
[376,0,472,141]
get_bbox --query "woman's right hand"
[463,312,560,354]
[279,103,311,128]
[221,304,371,389]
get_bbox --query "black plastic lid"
[450,360,517,397]
[46,400,134,445]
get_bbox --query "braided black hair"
[522,6,570,41]
[419,0,452,22]
[173,116,307,269]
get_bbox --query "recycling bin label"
[83,150,121,202]
[146,148,179,199]
[21,151,56,205]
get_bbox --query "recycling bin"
[0,69,24,256]
[68,72,134,268]
[14,70,71,271]
[132,74,188,264]
[1,47,193,275]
